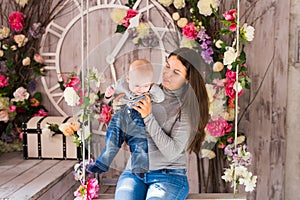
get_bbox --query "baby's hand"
[105,86,115,98]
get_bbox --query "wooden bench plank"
[4,160,76,199]
[96,193,247,200]
[0,160,60,197]
[0,159,43,186]
[36,165,79,200]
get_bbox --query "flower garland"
[154,0,256,194]
[0,0,67,145]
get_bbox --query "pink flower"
[0,110,9,122]
[0,75,9,88]
[9,105,16,112]
[223,9,236,21]
[9,11,26,32]
[74,178,99,200]
[33,109,48,117]
[99,104,112,124]
[64,77,81,91]
[225,69,236,80]
[86,178,99,199]
[121,9,139,27]
[206,118,233,137]
[227,137,234,143]
[33,54,44,63]
[182,22,198,39]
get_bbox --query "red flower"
[121,9,139,27]
[9,11,26,32]
[182,22,198,40]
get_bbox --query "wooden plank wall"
[238,0,290,199]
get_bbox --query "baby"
[88,59,164,176]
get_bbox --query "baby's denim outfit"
[88,77,164,176]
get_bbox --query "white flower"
[0,26,10,39]
[215,39,224,48]
[172,12,180,21]
[110,9,126,24]
[201,149,216,159]
[14,34,28,47]
[173,0,185,9]
[177,17,188,28]
[197,0,220,16]
[11,45,17,51]
[241,23,255,42]
[233,81,243,93]
[244,175,257,192]
[236,135,246,144]
[12,87,29,102]
[63,87,80,106]
[222,167,234,182]
[223,47,237,65]
[213,61,224,72]
[22,57,31,66]
[15,0,28,7]
[158,0,173,7]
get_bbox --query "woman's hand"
[132,94,152,118]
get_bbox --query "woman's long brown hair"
[169,48,209,154]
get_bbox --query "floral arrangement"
[222,141,257,193]
[154,0,256,194]
[110,1,159,47]
[73,160,99,200]
[0,0,67,146]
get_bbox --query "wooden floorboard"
[0,152,77,200]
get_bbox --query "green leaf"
[32,92,42,101]
[219,28,232,35]
[115,25,127,33]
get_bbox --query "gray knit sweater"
[127,83,199,170]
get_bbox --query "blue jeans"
[89,106,149,174]
[115,169,189,200]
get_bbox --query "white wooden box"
[22,116,81,160]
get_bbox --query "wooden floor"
[0,152,78,200]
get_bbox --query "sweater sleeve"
[143,111,191,161]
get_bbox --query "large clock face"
[40,0,179,123]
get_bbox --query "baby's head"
[128,59,153,95]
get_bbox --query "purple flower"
[201,50,214,64]
[29,23,45,39]
[28,80,37,92]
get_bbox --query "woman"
[114,47,209,200]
